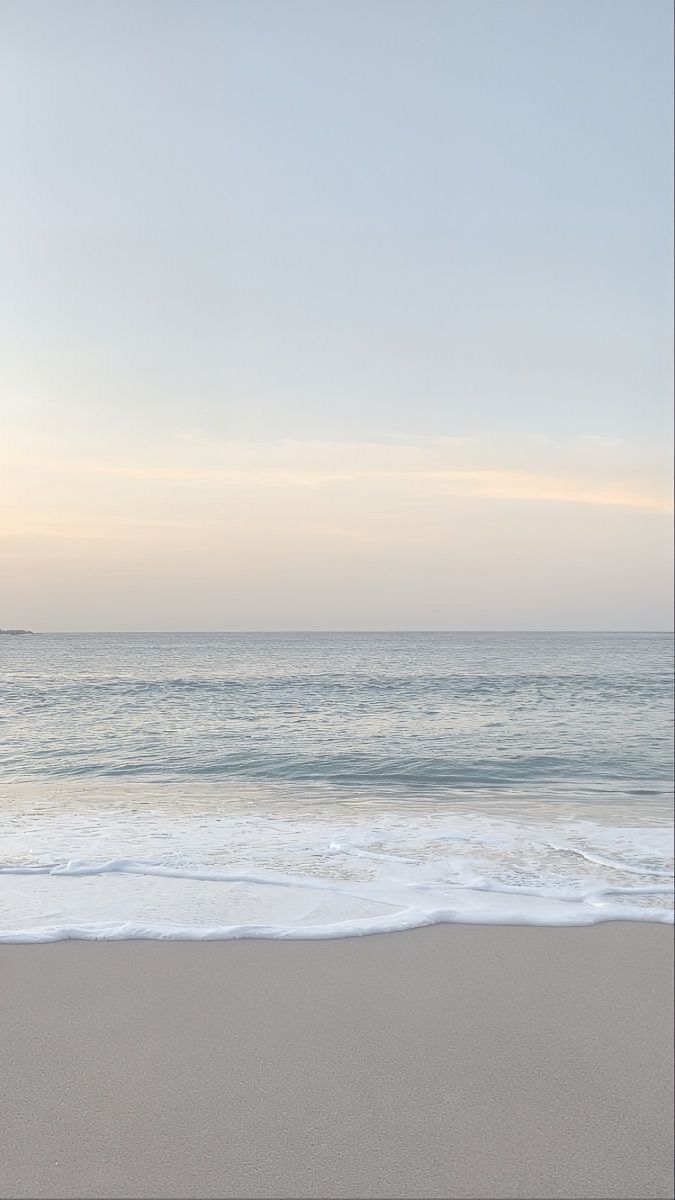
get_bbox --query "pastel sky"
[1,0,672,630]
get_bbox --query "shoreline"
[1,923,672,1199]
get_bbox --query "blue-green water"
[2,632,672,789]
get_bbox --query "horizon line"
[13,628,675,636]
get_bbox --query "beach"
[2,0,672,1192]
[1,923,672,1200]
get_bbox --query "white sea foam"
[0,783,671,941]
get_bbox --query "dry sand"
[0,923,672,1199]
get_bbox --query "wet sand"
[0,923,672,1199]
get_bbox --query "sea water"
[0,632,672,939]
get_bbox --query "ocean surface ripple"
[1,632,672,938]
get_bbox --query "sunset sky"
[1,0,672,630]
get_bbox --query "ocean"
[0,631,672,939]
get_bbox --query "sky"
[0,0,672,631]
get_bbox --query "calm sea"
[0,632,672,939]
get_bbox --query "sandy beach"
[0,923,672,1200]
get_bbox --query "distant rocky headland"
[0,628,33,635]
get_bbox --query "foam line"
[546,843,674,878]
[0,903,672,945]
[1,856,671,901]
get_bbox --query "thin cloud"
[1,435,672,514]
